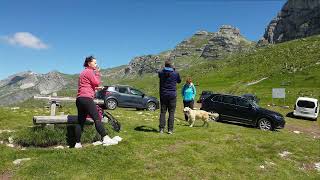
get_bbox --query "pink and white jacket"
[77,67,101,99]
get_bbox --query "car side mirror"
[142,94,145,98]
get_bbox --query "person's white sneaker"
[92,141,103,146]
[112,136,122,142]
[103,135,118,146]
[75,143,82,149]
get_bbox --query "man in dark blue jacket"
[158,60,181,134]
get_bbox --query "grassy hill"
[1,35,320,179]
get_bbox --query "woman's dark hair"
[83,56,96,67]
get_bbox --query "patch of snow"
[8,137,14,144]
[246,77,269,86]
[13,158,31,165]
[6,144,15,148]
[315,162,320,171]
[279,151,292,158]
[265,161,275,166]
[10,107,20,110]
[54,145,65,149]
[293,131,301,134]
[0,129,14,133]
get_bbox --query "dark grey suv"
[96,85,159,111]
[201,94,285,131]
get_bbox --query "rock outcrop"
[170,30,214,58]
[261,0,320,44]
[125,54,163,75]
[200,25,253,59]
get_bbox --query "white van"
[293,97,319,120]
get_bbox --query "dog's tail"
[208,112,219,121]
[208,112,219,116]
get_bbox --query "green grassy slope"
[0,106,319,179]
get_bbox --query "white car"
[293,97,319,120]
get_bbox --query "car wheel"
[258,118,274,131]
[106,99,117,110]
[147,102,156,111]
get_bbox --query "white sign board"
[272,88,285,99]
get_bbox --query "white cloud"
[1,32,49,49]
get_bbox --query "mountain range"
[0,0,319,106]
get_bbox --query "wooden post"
[47,93,58,129]
[50,101,57,116]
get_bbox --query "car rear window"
[107,86,115,91]
[297,100,315,108]
[118,87,129,94]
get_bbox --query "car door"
[208,95,223,113]
[116,86,132,107]
[129,88,145,108]
[235,97,255,124]
[220,95,238,121]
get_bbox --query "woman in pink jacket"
[75,56,117,148]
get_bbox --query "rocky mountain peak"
[200,25,253,59]
[218,25,241,36]
[260,0,320,44]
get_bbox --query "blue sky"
[0,0,286,80]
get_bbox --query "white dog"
[183,107,219,127]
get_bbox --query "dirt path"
[0,171,13,180]
[285,123,320,139]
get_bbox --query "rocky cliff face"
[261,0,320,44]
[125,55,162,76]
[0,71,70,106]
[200,25,253,59]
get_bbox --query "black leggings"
[75,97,107,143]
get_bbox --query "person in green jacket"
[181,77,196,121]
